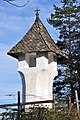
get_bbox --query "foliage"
[48,0,80,101]
[1,105,80,120]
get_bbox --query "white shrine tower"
[8,9,67,108]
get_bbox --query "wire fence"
[0,90,79,119]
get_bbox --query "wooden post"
[69,96,71,107]
[53,94,56,111]
[75,90,79,113]
[68,96,72,114]
[18,91,20,120]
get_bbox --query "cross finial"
[35,7,40,19]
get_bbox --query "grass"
[1,105,80,120]
[18,105,80,120]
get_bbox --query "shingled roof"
[7,16,68,59]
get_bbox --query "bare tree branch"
[4,0,29,7]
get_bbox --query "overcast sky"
[0,0,62,108]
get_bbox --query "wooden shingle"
[7,17,68,59]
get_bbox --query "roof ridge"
[36,18,51,51]
[36,18,58,52]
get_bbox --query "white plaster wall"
[18,60,29,70]
[36,56,48,69]
[18,54,58,108]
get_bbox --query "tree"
[48,0,80,102]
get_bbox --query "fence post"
[75,90,79,113]
[53,94,56,111]
[18,91,20,119]
[68,96,72,114]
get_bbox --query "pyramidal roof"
[7,16,68,59]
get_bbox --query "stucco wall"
[18,52,58,108]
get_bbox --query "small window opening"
[29,55,36,67]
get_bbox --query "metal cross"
[35,7,40,19]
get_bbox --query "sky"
[0,0,62,111]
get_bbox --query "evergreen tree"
[48,0,80,102]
